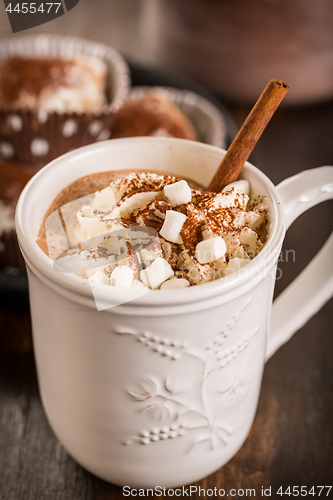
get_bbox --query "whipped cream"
[0,56,107,114]
[50,172,268,289]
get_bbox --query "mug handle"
[266,166,333,361]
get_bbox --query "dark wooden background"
[0,1,332,498]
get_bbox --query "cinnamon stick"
[208,79,289,192]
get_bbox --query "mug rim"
[15,137,286,309]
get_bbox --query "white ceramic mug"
[16,138,333,489]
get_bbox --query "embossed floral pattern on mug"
[114,298,259,451]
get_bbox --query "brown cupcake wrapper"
[130,86,228,148]
[0,34,130,166]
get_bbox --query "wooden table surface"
[0,69,333,500]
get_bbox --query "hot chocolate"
[37,170,268,289]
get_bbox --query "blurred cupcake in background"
[0,160,39,272]
[112,87,228,148]
[0,34,130,165]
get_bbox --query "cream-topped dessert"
[37,171,268,290]
[0,56,107,114]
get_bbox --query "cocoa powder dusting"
[36,169,202,256]
[0,57,74,106]
[36,170,268,287]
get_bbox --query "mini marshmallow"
[140,257,174,289]
[89,271,110,285]
[164,180,192,207]
[195,236,226,264]
[225,257,250,276]
[222,179,250,196]
[160,278,190,290]
[110,265,134,288]
[160,210,187,244]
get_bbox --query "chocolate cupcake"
[112,87,227,147]
[0,160,39,271]
[112,89,197,140]
[0,34,130,166]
